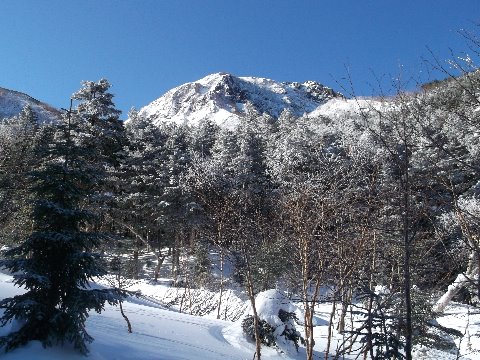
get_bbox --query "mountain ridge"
[0,87,61,123]
[138,72,344,127]
[0,73,350,127]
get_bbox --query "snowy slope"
[0,273,299,360]
[0,87,60,123]
[138,73,342,128]
[1,271,479,359]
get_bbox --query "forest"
[1,40,480,360]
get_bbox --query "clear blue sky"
[0,0,478,118]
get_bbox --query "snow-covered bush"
[241,290,304,353]
[277,309,303,350]
[241,315,276,347]
[241,309,303,351]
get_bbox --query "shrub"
[241,309,304,351]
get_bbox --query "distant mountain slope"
[0,87,60,123]
[138,72,343,127]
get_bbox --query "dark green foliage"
[278,309,303,351]
[0,102,126,354]
[72,78,125,168]
[189,118,219,157]
[241,315,276,347]
[0,106,40,247]
[120,114,171,239]
[241,310,303,352]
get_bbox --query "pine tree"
[115,113,172,280]
[71,78,125,168]
[71,79,128,264]
[0,104,126,354]
[0,106,40,247]
[189,118,219,158]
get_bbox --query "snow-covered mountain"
[0,87,60,123]
[138,72,344,128]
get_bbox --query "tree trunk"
[116,272,132,333]
[217,247,225,320]
[325,299,336,360]
[171,233,181,282]
[301,236,313,360]
[366,295,375,360]
[154,252,166,282]
[403,144,413,360]
[433,272,475,313]
[247,275,261,359]
[132,249,139,280]
[119,301,132,333]
[243,247,261,360]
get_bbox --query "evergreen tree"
[71,78,128,261]
[189,118,219,158]
[267,113,324,188]
[71,78,125,168]
[0,103,126,354]
[0,106,40,247]
[116,114,175,280]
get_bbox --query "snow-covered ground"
[1,265,480,359]
[0,271,276,360]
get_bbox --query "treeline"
[1,65,480,358]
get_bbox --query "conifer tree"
[0,106,40,247]
[189,118,219,158]
[72,78,126,168]
[116,113,172,279]
[71,78,128,260]
[0,101,126,354]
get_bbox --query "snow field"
[2,250,480,359]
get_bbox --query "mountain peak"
[139,73,342,128]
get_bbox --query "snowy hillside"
[1,270,479,359]
[0,271,331,360]
[0,87,60,123]
[138,72,343,128]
